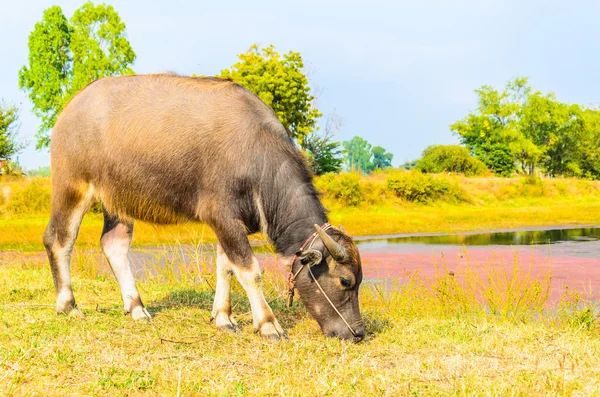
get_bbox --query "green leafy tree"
[415,145,488,176]
[69,3,135,96]
[343,136,373,173]
[19,2,135,149]
[303,133,342,175]
[303,113,343,175]
[18,6,71,149]
[219,44,322,144]
[0,101,26,161]
[513,91,571,175]
[571,108,600,178]
[480,144,516,177]
[398,160,418,170]
[544,106,600,178]
[454,77,600,179]
[342,136,394,173]
[450,78,529,176]
[371,146,393,170]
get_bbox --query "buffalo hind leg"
[43,184,94,316]
[100,210,151,321]
[210,244,238,331]
[213,219,286,340]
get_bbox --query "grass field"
[1,247,600,396]
[2,173,600,395]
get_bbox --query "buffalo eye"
[340,277,352,289]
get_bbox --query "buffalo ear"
[295,249,323,266]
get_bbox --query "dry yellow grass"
[1,174,600,251]
[1,246,599,396]
[3,174,600,395]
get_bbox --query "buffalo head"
[293,224,364,342]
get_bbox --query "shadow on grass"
[148,289,214,314]
[147,288,309,331]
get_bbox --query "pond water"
[354,226,600,249]
[123,225,600,302]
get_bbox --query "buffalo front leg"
[210,244,238,331]
[213,220,286,340]
[100,210,150,321]
[43,184,94,316]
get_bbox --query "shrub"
[415,145,488,176]
[6,179,51,214]
[492,175,553,200]
[361,180,388,205]
[386,171,467,203]
[480,144,515,177]
[314,172,364,206]
[516,175,546,197]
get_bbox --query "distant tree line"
[341,136,393,173]
[215,45,394,175]
[28,3,600,181]
[451,78,600,179]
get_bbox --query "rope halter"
[285,223,358,338]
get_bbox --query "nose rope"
[307,265,358,337]
[286,223,358,338]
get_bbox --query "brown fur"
[44,74,363,340]
[52,75,263,227]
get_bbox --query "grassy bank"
[1,247,599,396]
[2,173,600,395]
[1,173,600,250]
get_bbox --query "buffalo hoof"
[57,303,84,318]
[56,291,78,316]
[130,305,152,321]
[257,320,287,341]
[68,307,85,318]
[218,324,238,333]
[211,311,238,332]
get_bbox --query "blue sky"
[2,0,600,170]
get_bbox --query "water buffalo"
[43,74,364,341]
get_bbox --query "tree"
[219,44,322,144]
[571,108,600,178]
[480,144,516,177]
[415,145,488,176]
[454,77,600,179]
[69,3,136,96]
[371,146,393,170]
[303,112,343,175]
[543,106,600,178]
[398,160,418,170]
[343,136,373,173]
[0,102,26,163]
[342,136,394,173]
[450,78,529,176]
[19,2,135,149]
[303,133,342,175]
[18,6,71,149]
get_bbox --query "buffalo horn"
[314,224,347,262]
